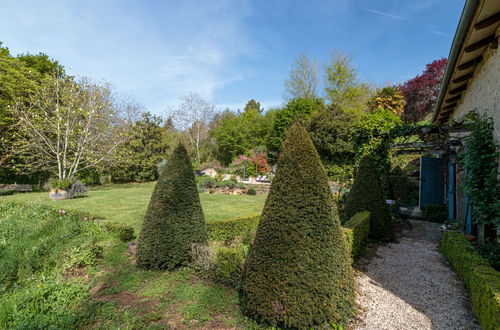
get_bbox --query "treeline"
[0,42,446,186]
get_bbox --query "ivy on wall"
[460,112,499,233]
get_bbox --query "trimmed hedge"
[213,246,248,287]
[0,190,15,196]
[342,211,370,261]
[422,204,447,223]
[343,155,393,241]
[440,232,500,330]
[206,214,259,245]
[104,222,135,242]
[136,143,208,270]
[240,124,354,328]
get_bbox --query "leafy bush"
[213,246,248,288]
[64,243,103,271]
[474,243,500,271]
[422,204,447,223]
[440,232,500,330]
[0,190,15,196]
[104,222,135,242]
[206,214,260,246]
[343,155,393,241]
[136,144,208,270]
[246,188,256,195]
[240,124,354,328]
[198,176,217,189]
[342,211,370,261]
[47,178,73,191]
[69,180,87,198]
[220,179,236,188]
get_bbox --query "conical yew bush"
[136,143,208,269]
[344,155,393,241]
[240,123,354,328]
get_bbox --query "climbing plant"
[460,112,499,233]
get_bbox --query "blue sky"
[1,0,465,114]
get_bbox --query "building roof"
[432,0,500,124]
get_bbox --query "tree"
[400,58,447,123]
[308,105,357,181]
[136,143,208,270]
[343,155,394,241]
[10,76,129,180]
[243,99,263,114]
[240,124,354,328]
[324,52,372,116]
[267,98,324,161]
[367,86,406,116]
[284,54,318,100]
[170,92,216,166]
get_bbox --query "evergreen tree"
[240,124,354,328]
[344,155,394,241]
[136,143,208,269]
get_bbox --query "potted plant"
[48,178,73,200]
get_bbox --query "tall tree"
[241,124,354,328]
[284,54,318,100]
[367,86,406,116]
[324,52,371,116]
[170,92,216,166]
[10,76,129,179]
[243,99,263,114]
[400,58,447,123]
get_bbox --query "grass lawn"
[0,182,267,232]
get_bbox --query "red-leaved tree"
[400,58,447,123]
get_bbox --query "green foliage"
[213,246,248,287]
[422,204,447,223]
[342,211,370,261]
[64,243,104,270]
[206,214,260,246]
[440,232,500,330]
[241,124,354,328]
[136,143,208,270]
[324,52,371,116]
[389,166,418,203]
[474,243,500,271]
[0,190,14,196]
[267,98,324,161]
[367,86,405,116]
[247,187,257,195]
[111,112,174,183]
[344,156,394,241]
[104,222,135,242]
[47,178,73,191]
[460,113,499,232]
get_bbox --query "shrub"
[240,124,354,328]
[342,211,370,261]
[213,246,247,287]
[246,188,256,195]
[206,214,260,246]
[0,190,15,196]
[422,204,447,223]
[64,243,103,271]
[441,232,500,330]
[220,179,236,188]
[136,143,208,270]
[46,178,72,191]
[69,180,87,198]
[198,176,217,189]
[104,222,135,242]
[343,155,393,241]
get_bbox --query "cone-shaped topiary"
[136,143,208,270]
[343,155,394,241]
[240,123,354,328]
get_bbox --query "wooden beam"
[445,95,461,103]
[449,84,467,95]
[458,56,482,70]
[465,35,496,52]
[452,72,473,83]
[443,103,457,110]
[474,12,500,30]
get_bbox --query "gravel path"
[351,220,479,330]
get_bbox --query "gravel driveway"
[351,220,479,330]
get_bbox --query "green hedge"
[422,204,447,223]
[440,232,500,330]
[104,222,135,242]
[342,211,370,261]
[206,214,260,245]
[212,246,248,288]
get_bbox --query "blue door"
[420,157,445,207]
[447,162,456,221]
